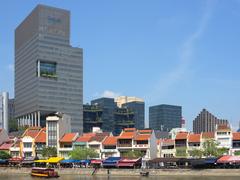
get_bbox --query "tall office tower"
[115,96,144,108]
[122,101,145,129]
[149,104,182,132]
[15,5,83,132]
[0,92,9,132]
[91,98,117,132]
[193,109,229,133]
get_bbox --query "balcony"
[101,149,118,153]
[59,147,73,152]
[133,144,149,148]
[117,144,132,148]
[22,147,33,152]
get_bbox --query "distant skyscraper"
[122,101,145,129]
[8,99,15,121]
[193,109,229,133]
[91,98,117,133]
[83,97,144,134]
[0,92,9,132]
[115,96,144,108]
[149,104,182,132]
[15,5,83,132]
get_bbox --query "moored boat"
[31,167,59,178]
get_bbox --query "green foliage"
[69,147,98,160]
[122,150,144,158]
[217,147,228,156]
[176,147,187,157]
[202,139,228,157]
[234,151,240,156]
[188,149,203,158]
[42,147,57,158]
[0,151,11,159]
[8,118,18,132]
[202,139,219,157]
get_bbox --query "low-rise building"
[116,128,157,160]
[215,124,232,153]
[20,127,42,157]
[158,139,175,158]
[35,128,46,158]
[102,136,119,158]
[59,133,79,158]
[231,132,240,155]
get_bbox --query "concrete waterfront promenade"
[0,168,240,177]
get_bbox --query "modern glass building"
[83,97,144,135]
[15,5,83,132]
[122,101,145,130]
[91,98,117,133]
[149,104,182,132]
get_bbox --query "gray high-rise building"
[15,5,83,133]
[193,109,229,133]
[149,104,182,132]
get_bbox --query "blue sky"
[1,0,240,130]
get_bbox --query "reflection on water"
[1,174,240,180]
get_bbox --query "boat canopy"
[35,157,64,163]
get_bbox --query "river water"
[0,174,239,180]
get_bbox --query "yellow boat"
[31,167,59,178]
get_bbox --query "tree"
[8,118,18,132]
[0,151,11,159]
[202,139,219,157]
[42,147,57,158]
[69,147,98,160]
[122,150,144,158]
[188,149,203,158]
[217,147,228,156]
[202,139,228,157]
[234,151,240,156]
[176,147,187,157]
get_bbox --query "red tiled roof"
[22,127,42,138]
[202,132,214,139]
[233,132,240,141]
[124,128,136,132]
[118,131,135,139]
[35,129,46,143]
[188,134,201,143]
[138,129,152,134]
[75,133,96,143]
[102,136,117,146]
[135,134,151,141]
[175,132,188,140]
[89,133,109,142]
[60,133,78,143]
[0,142,13,150]
[217,124,230,130]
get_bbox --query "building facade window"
[37,60,57,79]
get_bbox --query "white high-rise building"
[0,92,9,132]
